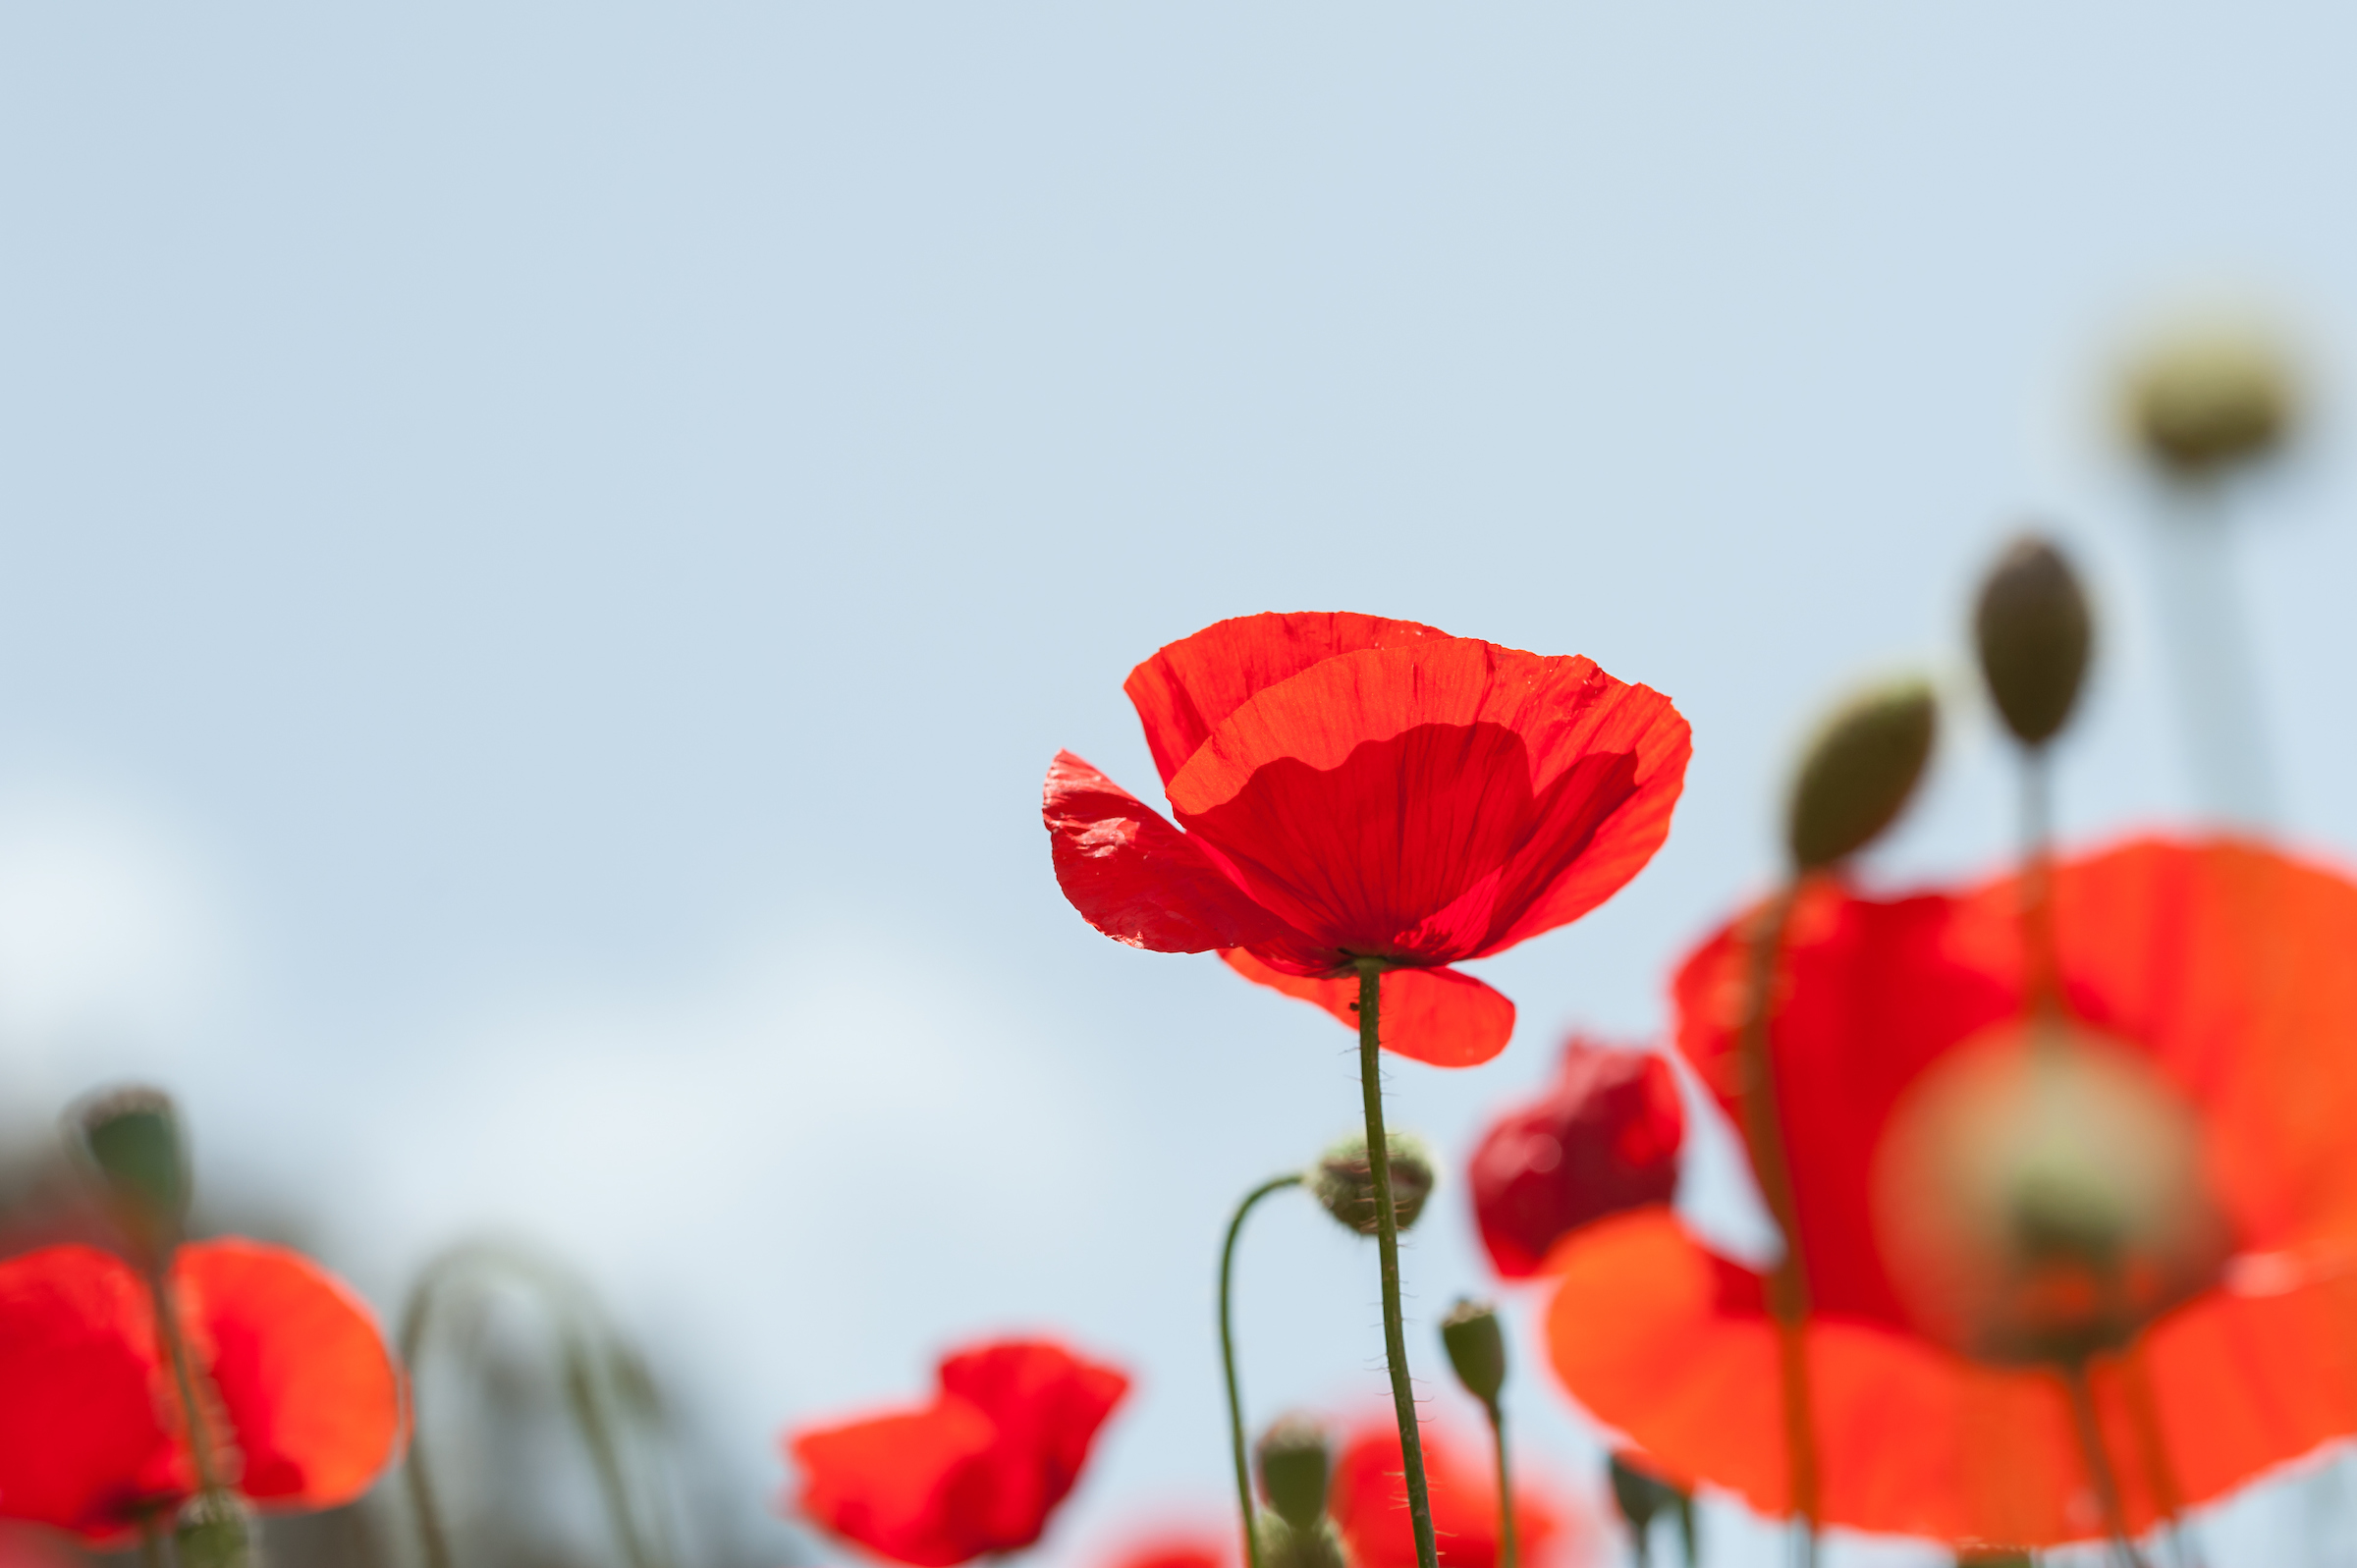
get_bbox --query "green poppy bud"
[2127,326,2296,477]
[1785,678,1938,871]
[1439,1297,1506,1407]
[1973,536,2092,749]
[175,1492,254,1568]
[71,1086,191,1264]
[1311,1132,1434,1236]
[1256,1515,1349,1568]
[1255,1415,1332,1532]
[1610,1454,1698,1568]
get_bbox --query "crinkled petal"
[1044,753,1305,955]
[173,1240,406,1512]
[1123,613,1450,787]
[1169,639,1686,963]
[790,1400,1001,1567]
[1220,951,1514,1066]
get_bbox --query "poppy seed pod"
[1869,1016,2229,1365]
[2127,327,2296,477]
[1973,537,2092,748]
[1439,1299,1506,1407]
[1256,1517,1351,1568]
[1785,678,1938,871]
[1256,1415,1333,1532]
[1311,1132,1434,1236]
[69,1085,190,1264]
[175,1492,254,1568]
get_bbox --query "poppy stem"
[1482,1394,1517,1568]
[1356,957,1441,1568]
[139,1514,167,1568]
[144,1266,229,1498]
[2062,1360,2150,1568]
[1221,1171,1304,1568]
[2019,751,2064,1021]
[1733,887,1821,1568]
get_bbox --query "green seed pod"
[70,1086,191,1265]
[2127,327,2296,477]
[1973,536,2092,749]
[1256,1515,1350,1568]
[1785,678,1938,871]
[1311,1132,1434,1236]
[1439,1298,1507,1407]
[1255,1415,1333,1532]
[1610,1454,1698,1568]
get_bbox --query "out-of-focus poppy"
[1329,1421,1562,1568]
[1045,613,1689,1067]
[1094,1531,1232,1568]
[1470,1038,1683,1278]
[789,1337,1130,1567]
[0,1239,406,1541]
[1544,838,2357,1545]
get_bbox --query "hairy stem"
[1221,1172,1304,1568]
[1356,958,1440,1568]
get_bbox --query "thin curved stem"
[1222,1172,1304,1568]
[1733,886,1820,1568]
[1356,958,1440,1568]
[2063,1361,2150,1568]
[145,1265,233,1503]
[1484,1396,1517,1568]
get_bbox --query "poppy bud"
[2126,326,2296,477]
[1973,537,2092,749]
[175,1492,253,1568]
[1256,1516,1350,1568]
[69,1086,191,1264]
[1311,1132,1434,1236]
[1785,678,1937,871]
[1610,1455,1697,1568]
[1438,1298,1506,1408]
[1870,1016,2229,1365]
[1255,1415,1333,1531]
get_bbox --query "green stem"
[139,1515,168,1568]
[1222,1173,1304,1568]
[2062,1360,2149,1568]
[1485,1397,1517,1568]
[145,1267,226,1496]
[1356,958,1440,1568]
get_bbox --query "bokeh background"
[4,5,2355,1566]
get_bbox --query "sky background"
[5,5,2357,1567]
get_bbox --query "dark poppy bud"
[1438,1298,1506,1407]
[70,1085,191,1264]
[1785,678,1937,871]
[1610,1454,1697,1568]
[1973,536,2092,748]
[175,1492,254,1568]
[1470,1039,1682,1278]
[1255,1415,1332,1532]
[2127,327,2295,477]
[1311,1132,1433,1236]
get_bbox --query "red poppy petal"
[933,1339,1129,1554]
[0,1246,180,1539]
[1168,640,1686,963]
[172,1241,405,1512]
[1470,1042,1682,1278]
[1219,951,1514,1067]
[1330,1421,1558,1568]
[1044,753,1304,954]
[792,1399,1001,1567]
[1122,613,1451,788]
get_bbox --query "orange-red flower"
[1045,613,1689,1066]
[1544,838,2357,1545]
[788,1337,1130,1566]
[0,1239,406,1541]
[1470,1038,1683,1278]
[1329,1421,1563,1568]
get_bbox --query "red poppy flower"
[1470,1038,1684,1278]
[789,1337,1130,1566]
[1045,613,1690,1066]
[1095,1531,1231,1568]
[1543,838,2357,1545]
[0,1239,407,1541]
[1329,1421,1563,1568]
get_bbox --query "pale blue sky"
[4,6,2356,1567]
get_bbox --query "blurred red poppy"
[0,1239,407,1541]
[1046,613,1689,1066]
[789,1337,1130,1566]
[1330,1421,1562,1568]
[1470,1038,1683,1278]
[1094,1531,1231,1568]
[1544,838,2357,1545]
